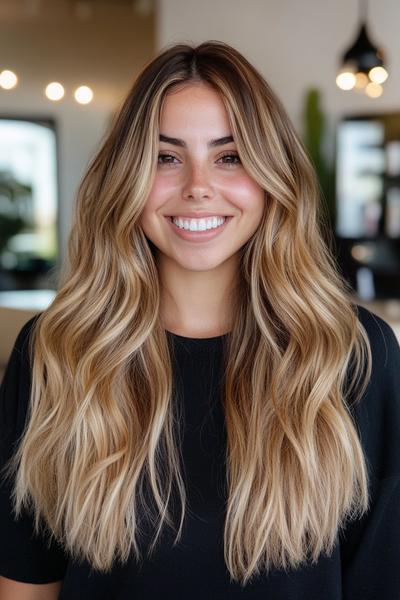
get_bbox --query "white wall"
[0,3,154,262]
[156,0,400,163]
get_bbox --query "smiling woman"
[139,81,265,336]
[0,40,399,600]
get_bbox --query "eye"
[157,152,179,165]
[157,151,242,167]
[217,152,241,166]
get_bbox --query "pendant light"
[336,0,388,97]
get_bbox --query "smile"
[170,215,226,231]
[165,215,232,242]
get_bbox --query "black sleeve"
[341,306,400,600]
[0,315,69,584]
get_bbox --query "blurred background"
[1,0,400,376]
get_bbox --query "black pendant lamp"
[336,0,388,97]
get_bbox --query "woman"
[0,40,399,600]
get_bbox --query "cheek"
[144,176,178,216]
[150,174,178,195]
[141,179,168,219]
[223,176,265,210]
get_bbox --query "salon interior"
[1,0,400,379]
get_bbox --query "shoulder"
[0,314,42,459]
[352,304,400,481]
[14,313,42,354]
[7,313,43,373]
[355,303,400,371]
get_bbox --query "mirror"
[336,112,400,238]
[335,112,400,299]
[0,117,59,291]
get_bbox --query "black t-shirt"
[0,305,399,599]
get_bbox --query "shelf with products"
[335,111,400,240]
[334,112,400,300]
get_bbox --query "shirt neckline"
[165,330,230,342]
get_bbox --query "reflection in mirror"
[336,119,385,238]
[335,112,400,300]
[0,117,58,291]
[336,112,400,239]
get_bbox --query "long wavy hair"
[3,40,372,586]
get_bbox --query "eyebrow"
[159,133,234,148]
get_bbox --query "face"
[140,81,265,273]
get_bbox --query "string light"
[0,70,18,90]
[74,85,94,104]
[45,82,65,101]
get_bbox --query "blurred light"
[351,244,374,263]
[45,82,65,101]
[369,66,388,84]
[336,71,356,91]
[365,82,383,98]
[354,72,369,89]
[0,289,56,310]
[74,85,93,104]
[0,70,18,90]
[355,266,375,300]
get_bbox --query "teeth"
[172,216,226,231]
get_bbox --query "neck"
[157,253,238,338]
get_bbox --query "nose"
[182,162,214,200]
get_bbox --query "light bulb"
[0,70,18,90]
[74,85,93,104]
[369,66,388,84]
[336,71,356,91]
[354,72,369,89]
[45,82,65,101]
[365,82,383,98]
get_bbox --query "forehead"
[160,82,231,134]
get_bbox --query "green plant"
[302,88,336,230]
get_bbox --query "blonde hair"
[3,40,372,586]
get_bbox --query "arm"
[0,576,63,600]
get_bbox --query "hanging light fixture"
[336,0,388,97]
